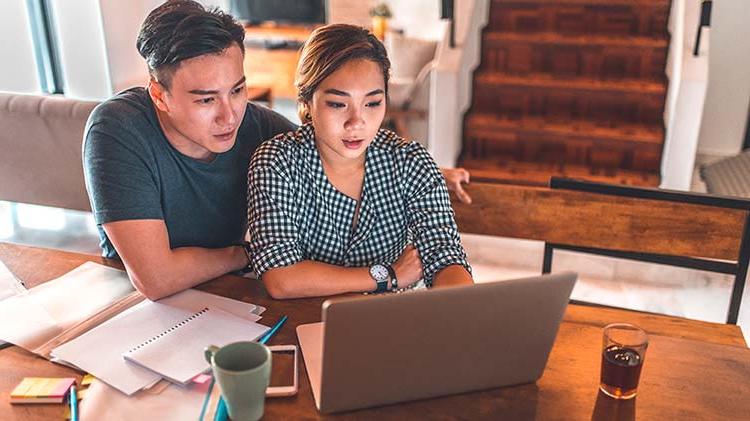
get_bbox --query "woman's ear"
[298,101,312,124]
[148,79,169,112]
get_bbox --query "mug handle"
[204,344,220,364]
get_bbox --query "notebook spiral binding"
[125,307,210,354]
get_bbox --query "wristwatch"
[369,263,392,293]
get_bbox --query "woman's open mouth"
[342,138,365,149]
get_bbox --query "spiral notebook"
[122,307,269,386]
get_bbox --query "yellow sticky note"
[81,374,95,386]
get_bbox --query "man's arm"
[104,219,248,300]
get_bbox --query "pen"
[214,315,288,421]
[69,385,78,421]
[259,315,288,344]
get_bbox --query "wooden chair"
[450,177,750,324]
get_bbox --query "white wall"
[660,0,708,190]
[387,0,445,41]
[0,0,41,94]
[329,0,445,41]
[99,0,162,94]
[48,0,111,100]
[428,0,488,167]
[697,0,750,157]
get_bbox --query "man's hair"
[136,0,245,90]
[295,24,390,124]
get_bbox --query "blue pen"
[69,385,78,421]
[214,315,288,421]
[259,315,288,344]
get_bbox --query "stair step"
[476,72,665,94]
[483,31,667,49]
[494,0,670,6]
[459,157,660,187]
[488,0,670,38]
[466,113,663,145]
[480,31,668,82]
[472,73,665,126]
[463,114,663,171]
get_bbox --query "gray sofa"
[0,92,98,212]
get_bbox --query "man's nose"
[216,99,237,127]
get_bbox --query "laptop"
[296,271,577,413]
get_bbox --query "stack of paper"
[0,262,135,351]
[0,261,268,396]
[51,288,268,395]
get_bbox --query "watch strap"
[385,265,398,289]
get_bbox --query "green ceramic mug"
[204,341,271,421]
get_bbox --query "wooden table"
[1,243,748,420]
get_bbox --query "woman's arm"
[262,245,424,299]
[432,264,474,287]
[403,144,474,286]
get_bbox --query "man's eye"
[196,97,214,105]
[366,100,383,107]
[231,86,245,95]
[326,101,345,109]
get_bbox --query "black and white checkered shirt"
[247,124,471,285]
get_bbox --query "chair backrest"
[452,179,747,261]
[0,93,99,212]
[450,177,750,324]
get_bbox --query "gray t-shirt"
[83,87,295,258]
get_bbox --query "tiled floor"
[2,192,749,342]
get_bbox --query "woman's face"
[307,58,386,165]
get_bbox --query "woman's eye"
[366,100,383,107]
[325,101,345,109]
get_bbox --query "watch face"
[370,265,389,281]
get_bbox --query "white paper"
[0,258,26,301]
[0,262,134,349]
[52,300,190,395]
[51,288,268,395]
[80,378,212,421]
[124,307,269,385]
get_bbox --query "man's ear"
[148,79,169,112]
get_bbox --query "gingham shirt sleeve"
[400,143,472,285]
[246,142,304,277]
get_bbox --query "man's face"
[152,43,247,161]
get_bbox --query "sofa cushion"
[0,93,98,211]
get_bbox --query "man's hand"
[392,245,423,289]
[440,167,472,204]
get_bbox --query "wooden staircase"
[460,0,672,186]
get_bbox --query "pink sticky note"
[192,374,212,384]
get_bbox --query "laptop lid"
[297,272,577,413]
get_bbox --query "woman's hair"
[295,24,391,124]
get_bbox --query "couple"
[84,0,473,301]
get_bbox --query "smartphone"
[266,344,298,397]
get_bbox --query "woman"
[247,24,473,299]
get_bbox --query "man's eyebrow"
[322,88,384,97]
[188,76,246,95]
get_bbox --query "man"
[84,0,471,300]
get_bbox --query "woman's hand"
[392,245,423,288]
[440,167,472,204]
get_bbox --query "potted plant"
[369,3,392,40]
